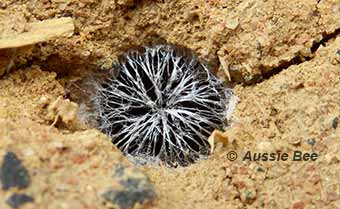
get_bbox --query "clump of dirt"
[0,0,339,209]
[0,119,148,209]
[0,66,64,123]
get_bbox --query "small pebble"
[256,141,275,152]
[102,165,155,209]
[256,167,265,172]
[0,151,30,190]
[288,137,301,145]
[332,117,338,129]
[293,201,305,209]
[6,193,34,209]
[307,138,316,146]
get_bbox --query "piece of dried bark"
[0,17,74,49]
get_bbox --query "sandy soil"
[0,0,339,209]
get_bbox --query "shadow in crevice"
[311,28,340,53]
[244,28,340,85]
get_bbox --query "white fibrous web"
[94,45,234,166]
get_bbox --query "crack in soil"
[247,28,340,85]
[311,28,340,53]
